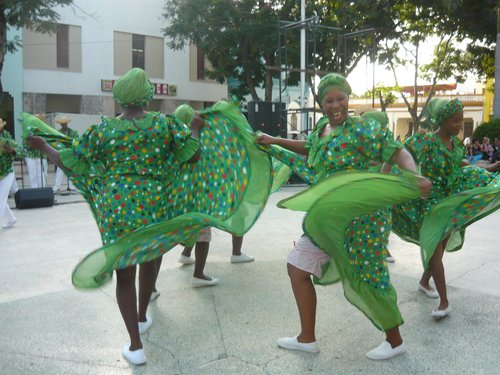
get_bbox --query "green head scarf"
[174,104,195,125]
[113,68,155,107]
[420,98,464,130]
[317,73,352,105]
[361,111,389,129]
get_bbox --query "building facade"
[17,0,227,135]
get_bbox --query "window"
[197,46,205,80]
[132,34,145,69]
[464,121,474,138]
[57,24,69,68]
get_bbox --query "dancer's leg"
[385,327,403,348]
[429,239,449,310]
[116,266,142,350]
[232,235,243,256]
[287,263,317,343]
[193,242,210,279]
[138,260,155,322]
[181,246,193,257]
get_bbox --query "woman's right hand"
[26,135,47,151]
[415,175,432,197]
[256,132,276,146]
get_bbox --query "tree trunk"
[241,37,260,101]
[494,8,500,117]
[264,53,274,102]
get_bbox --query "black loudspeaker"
[247,101,286,137]
[269,102,287,137]
[15,187,55,209]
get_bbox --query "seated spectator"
[469,139,483,164]
[492,137,500,163]
[482,136,494,161]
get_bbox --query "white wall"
[23,0,227,102]
[3,27,24,141]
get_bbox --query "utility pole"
[300,0,307,133]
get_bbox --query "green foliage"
[426,0,497,79]
[162,0,496,101]
[0,0,73,91]
[472,119,500,142]
[162,0,410,101]
[1,0,74,51]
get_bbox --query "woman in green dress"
[257,73,431,360]
[27,68,203,365]
[389,98,500,318]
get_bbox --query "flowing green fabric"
[262,144,316,185]
[420,186,499,269]
[72,213,231,288]
[279,171,421,331]
[391,131,499,271]
[271,158,292,193]
[22,104,274,288]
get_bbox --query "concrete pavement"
[1,186,499,374]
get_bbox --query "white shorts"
[287,235,331,278]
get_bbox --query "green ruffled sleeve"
[58,148,90,175]
[174,137,200,163]
[166,115,200,163]
[58,125,100,175]
[355,117,403,163]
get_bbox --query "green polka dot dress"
[265,115,424,332]
[392,132,499,270]
[21,105,274,288]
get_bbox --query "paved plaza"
[1,185,499,374]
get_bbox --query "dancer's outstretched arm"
[26,135,68,171]
[256,133,308,155]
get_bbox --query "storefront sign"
[101,79,177,96]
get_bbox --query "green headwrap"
[174,104,195,125]
[420,98,464,130]
[361,111,389,129]
[317,73,352,105]
[113,68,155,108]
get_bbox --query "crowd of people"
[463,135,500,164]
[1,68,498,366]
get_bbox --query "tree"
[162,0,407,102]
[377,1,496,135]
[163,0,282,101]
[365,85,399,112]
[0,0,73,93]
[472,118,500,142]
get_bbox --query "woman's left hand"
[190,115,205,133]
[1,142,16,155]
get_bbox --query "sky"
[346,39,479,96]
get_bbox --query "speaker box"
[14,187,55,209]
[247,101,286,137]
